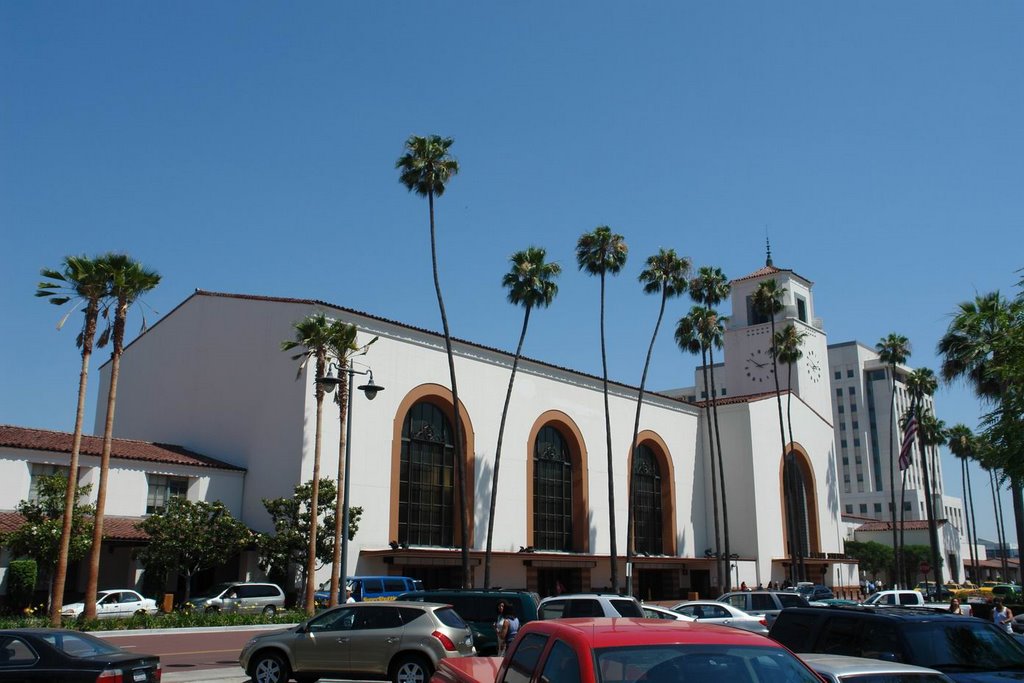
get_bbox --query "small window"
[838,405,845,414]
[796,297,807,323]
[874,504,882,513]
[845,505,853,514]
[852,421,859,429]
[851,403,858,412]
[834,371,842,380]
[146,474,189,514]
[847,369,854,378]
[848,387,856,396]
[836,388,843,397]
[904,502,912,511]
[504,633,549,683]
[840,422,847,431]
[860,504,868,514]
[854,438,861,447]
[857,474,864,482]
[841,439,848,448]
[842,457,849,465]
[29,464,70,502]
[540,640,580,683]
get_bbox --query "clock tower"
[722,250,832,417]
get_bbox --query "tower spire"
[766,236,773,267]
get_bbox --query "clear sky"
[2,2,1021,541]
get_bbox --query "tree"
[902,367,943,590]
[484,247,560,588]
[689,267,732,590]
[877,333,911,584]
[843,540,891,578]
[1,474,94,610]
[624,248,689,595]
[325,321,376,606]
[281,312,335,615]
[676,307,724,591]
[948,424,981,583]
[396,134,470,587]
[576,226,629,591]
[36,255,110,625]
[752,278,796,580]
[137,497,251,605]
[83,254,160,620]
[773,322,808,580]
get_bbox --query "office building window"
[874,503,882,513]
[860,504,868,514]
[836,388,843,397]
[848,387,856,395]
[854,438,861,447]
[796,297,807,323]
[857,473,864,482]
[841,439,848,448]
[146,474,189,514]
[29,463,71,502]
[840,422,847,431]
[851,403,858,412]
[842,457,849,465]
[845,504,853,514]
[835,370,842,380]
[838,405,845,414]
[847,369,855,378]
[852,420,859,429]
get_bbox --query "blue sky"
[2,2,1021,540]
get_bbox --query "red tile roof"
[856,520,947,532]
[0,512,149,541]
[0,425,244,472]
[732,264,814,286]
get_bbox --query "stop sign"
[919,562,931,574]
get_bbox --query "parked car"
[670,600,769,634]
[315,575,424,606]
[770,605,1024,682]
[914,582,953,601]
[0,628,161,681]
[60,589,160,620]
[537,593,644,619]
[640,603,695,620]
[990,584,1022,602]
[718,590,809,625]
[800,653,954,682]
[240,601,474,683]
[189,582,285,615]
[795,583,835,602]
[861,590,925,607]
[398,589,539,655]
[432,618,822,683]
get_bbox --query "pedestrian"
[947,597,963,615]
[494,601,508,655]
[757,582,764,591]
[740,581,749,591]
[502,603,520,650]
[993,598,1014,634]
[345,587,356,604]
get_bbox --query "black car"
[397,589,540,655]
[795,583,835,602]
[0,628,161,682]
[770,605,1024,682]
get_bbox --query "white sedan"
[61,589,160,619]
[641,604,696,621]
[669,600,769,634]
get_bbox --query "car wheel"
[135,609,147,617]
[262,605,277,617]
[391,653,432,683]
[252,652,290,683]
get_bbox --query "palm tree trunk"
[625,292,668,596]
[428,191,470,587]
[887,366,900,586]
[599,273,619,592]
[784,364,803,581]
[899,469,909,586]
[330,369,350,607]
[995,473,1010,578]
[1012,483,1024,580]
[50,305,98,625]
[303,375,325,616]
[917,429,942,592]
[84,302,128,620]
[484,307,531,589]
[707,345,730,591]
[966,461,980,583]
[699,350,723,593]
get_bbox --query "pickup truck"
[431,617,823,683]
[861,589,925,606]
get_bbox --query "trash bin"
[162,593,174,613]
[687,592,700,601]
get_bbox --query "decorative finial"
[766,235,773,267]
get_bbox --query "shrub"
[6,560,37,612]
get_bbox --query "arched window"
[633,444,663,555]
[399,401,454,547]
[533,425,573,551]
[784,456,810,557]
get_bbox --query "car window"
[39,632,120,658]
[0,636,38,667]
[704,605,732,619]
[643,607,674,620]
[235,585,255,598]
[383,578,408,592]
[567,599,604,618]
[399,607,427,624]
[361,579,384,595]
[723,594,747,609]
[503,633,549,683]
[903,620,1024,671]
[540,600,566,620]
[433,606,467,629]
[308,607,356,632]
[859,622,906,662]
[610,599,643,618]
[898,594,918,606]
[769,613,817,650]
[750,593,776,611]
[356,605,403,629]
[778,593,807,608]
[446,596,487,621]
[540,640,580,683]
[819,617,862,657]
[595,644,819,683]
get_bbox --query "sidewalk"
[164,667,249,683]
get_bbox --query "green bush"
[6,560,37,612]
[0,608,308,631]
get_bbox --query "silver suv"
[189,582,285,615]
[718,590,809,626]
[537,593,644,619]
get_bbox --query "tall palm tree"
[901,367,939,590]
[281,313,336,615]
[690,267,731,589]
[36,256,111,625]
[83,254,160,620]
[676,307,724,591]
[325,320,372,607]
[396,134,470,587]
[948,424,980,584]
[484,247,560,588]
[625,249,689,595]
[752,279,796,580]
[877,333,911,584]
[576,226,628,592]
[772,322,809,581]
[916,409,946,588]
[938,292,1024,573]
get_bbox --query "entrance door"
[690,570,711,600]
[537,569,582,598]
[636,569,675,601]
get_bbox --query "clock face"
[806,349,823,383]
[744,348,775,384]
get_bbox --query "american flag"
[899,413,918,471]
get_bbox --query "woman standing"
[494,601,508,655]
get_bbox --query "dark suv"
[397,589,539,655]
[718,590,809,626]
[770,606,1024,681]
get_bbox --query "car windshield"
[192,583,233,600]
[903,621,1024,672]
[595,644,819,683]
[40,631,122,658]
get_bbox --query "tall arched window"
[633,444,663,555]
[533,425,573,551]
[399,401,454,547]
[784,456,810,557]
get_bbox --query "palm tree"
[877,333,911,583]
[917,409,946,589]
[948,424,980,584]
[676,307,724,591]
[625,249,689,595]
[689,267,731,589]
[576,226,628,591]
[772,322,809,581]
[901,367,939,590]
[83,254,160,620]
[396,134,470,587]
[36,256,111,625]
[281,313,336,615]
[484,247,560,588]
[938,292,1024,572]
[752,279,795,580]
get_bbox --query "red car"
[433,617,822,683]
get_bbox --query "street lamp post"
[318,361,383,606]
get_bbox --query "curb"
[163,667,249,683]
[94,623,298,638]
